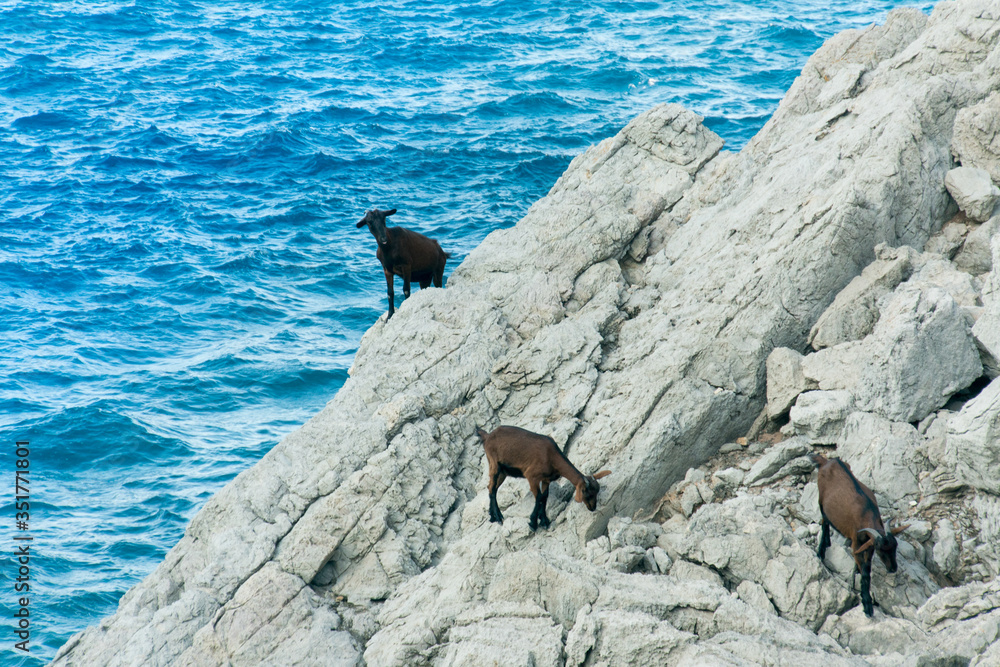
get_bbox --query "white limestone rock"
[920,578,1000,628]
[945,376,1000,493]
[953,91,1000,184]
[681,495,854,630]
[821,608,930,659]
[766,347,815,418]
[564,606,695,666]
[836,412,924,504]
[800,284,982,423]
[907,253,983,309]
[686,598,865,666]
[945,166,1000,222]
[644,547,673,574]
[807,244,916,350]
[736,580,778,616]
[823,599,1000,666]
[925,216,974,258]
[793,482,822,525]
[607,516,660,550]
[974,305,1000,378]
[953,213,999,276]
[785,391,854,445]
[742,438,811,485]
[438,610,565,667]
[931,519,961,576]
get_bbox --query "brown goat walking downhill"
[813,453,909,617]
[476,425,611,532]
[356,208,450,319]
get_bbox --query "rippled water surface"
[1,0,932,662]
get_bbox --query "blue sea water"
[0,1,933,663]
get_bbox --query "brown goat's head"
[575,470,611,511]
[855,521,909,572]
[356,208,396,245]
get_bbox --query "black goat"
[356,208,450,319]
[813,453,909,617]
[476,425,610,531]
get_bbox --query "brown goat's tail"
[811,452,828,467]
[475,427,489,444]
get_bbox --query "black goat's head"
[356,208,396,245]
[855,520,909,572]
[576,470,611,511]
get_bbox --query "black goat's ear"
[385,208,397,216]
[356,220,367,228]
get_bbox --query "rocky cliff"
[53,1,1000,664]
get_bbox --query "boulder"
[945,166,1000,222]
[766,347,814,418]
[820,608,929,658]
[807,244,915,350]
[925,216,974,258]
[742,438,811,485]
[931,519,961,576]
[945,376,1000,493]
[907,253,983,308]
[836,412,924,504]
[564,606,694,666]
[681,495,854,630]
[953,214,999,275]
[785,391,854,445]
[683,598,866,665]
[973,296,1000,379]
[953,90,1000,184]
[801,284,982,423]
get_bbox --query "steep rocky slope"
[53,0,1000,664]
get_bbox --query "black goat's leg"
[860,558,874,617]
[488,471,506,524]
[384,269,395,319]
[817,516,831,560]
[400,265,412,299]
[536,480,551,530]
[528,477,542,532]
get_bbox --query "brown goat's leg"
[433,263,444,288]
[488,471,506,524]
[384,269,395,319]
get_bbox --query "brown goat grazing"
[813,453,909,617]
[476,425,611,531]
[356,208,450,319]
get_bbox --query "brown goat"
[813,453,908,617]
[356,208,450,319]
[476,425,611,531]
